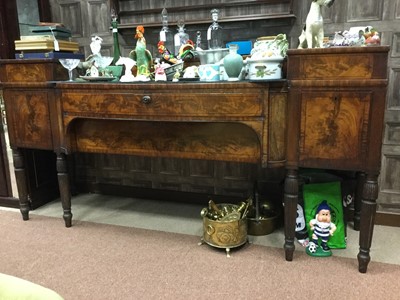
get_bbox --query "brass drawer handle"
[141,95,152,104]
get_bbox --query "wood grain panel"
[388,67,400,108]
[0,60,67,82]
[4,63,48,82]
[392,33,400,57]
[346,0,382,22]
[299,90,370,164]
[380,154,400,192]
[268,92,287,162]
[384,122,400,144]
[117,0,294,27]
[188,159,215,178]
[87,1,109,34]
[71,119,261,163]
[4,90,53,149]
[61,90,262,118]
[287,47,389,81]
[301,54,372,79]
[59,2,83,36]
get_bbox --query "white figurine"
[90,36,103,55]
[298,0,335,49]
[89,64,99,77]
[172,69,180,82]
[183,66,198,79]
[115,57,136,82]
[154,63,167,82]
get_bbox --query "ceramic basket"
[246,57,284,80]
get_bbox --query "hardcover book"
[29,25,71,35]
[20,32,71,40]
[15,51,84,59]
[14,40,79,52]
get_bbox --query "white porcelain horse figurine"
[115,56,136,82]
[298,0,335,48]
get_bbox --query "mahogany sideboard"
[0,46,389,273]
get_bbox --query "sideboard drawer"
[287,46,389,80]
[0,60,67,82]
[61,88,263,117]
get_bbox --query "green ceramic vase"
[223,44,243,81]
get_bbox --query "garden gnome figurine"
[306,200,337,257]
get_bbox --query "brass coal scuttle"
[199,199,251,257]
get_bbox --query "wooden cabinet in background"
[284,46,389,273]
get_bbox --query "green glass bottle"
[111,9,121,65]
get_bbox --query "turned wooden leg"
[357,173,378,273]
[283,168,298,261]
[56,153,72,227]
[353,172,366,231]
[12,148,30,221]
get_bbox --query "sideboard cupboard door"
[3,89,53,150]
[298,89,370,170]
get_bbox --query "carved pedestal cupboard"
[0,46,389,273]
[284,47,389,273]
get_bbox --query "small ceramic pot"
[246,57,284,80]
[198,64,220,81]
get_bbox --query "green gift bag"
[303,181,346,249]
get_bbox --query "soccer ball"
[308,242,317,253]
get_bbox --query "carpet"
[0,210,399,300]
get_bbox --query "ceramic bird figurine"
[129,25,152,81]
[83,35,103,64]
[177,40,195,60]
[90,36,103,56]
[157,41,179,64]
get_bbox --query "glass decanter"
[174,19,189,55]
[196,31,203,50]
[159,8,174,55]
[207,9,223,49]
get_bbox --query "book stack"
[15,22,83,59]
